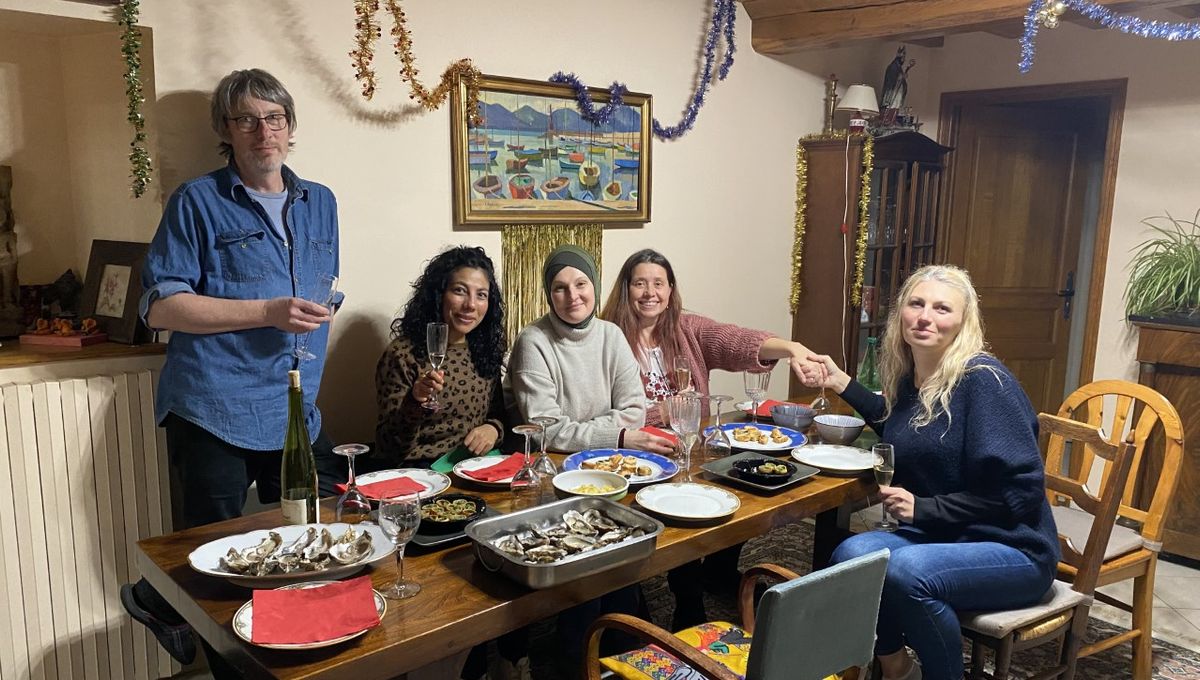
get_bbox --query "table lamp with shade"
[836,84,879,133]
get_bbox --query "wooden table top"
[135,453,872,680]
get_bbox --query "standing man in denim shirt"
[120,69,345,674]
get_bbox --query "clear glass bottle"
[280,370,318,524]
[858,336,882,393]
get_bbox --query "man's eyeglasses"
[226,113,289,133]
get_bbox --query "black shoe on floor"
[120,583,197,664]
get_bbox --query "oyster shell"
[486,508,640,564]
[329,527,374,565]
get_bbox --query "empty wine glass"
[673,356,693,394]
[378,491,422,599]
[333,443,371,524]
[295,274,338,361]
[531,416,558,504]
[510,424,542,511]
[667,394,701,481]
[872,443,897,532]
[703,394,734,462]
[743,371,771,425]
[422,322,449,411]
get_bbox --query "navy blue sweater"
[842,355,1060,577]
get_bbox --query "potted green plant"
[1125,212,1200,325]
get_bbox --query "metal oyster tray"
[465,496,663,589]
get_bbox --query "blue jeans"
[832,528,1053,680]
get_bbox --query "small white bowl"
[552,469,629,502]
[813,414,866,445]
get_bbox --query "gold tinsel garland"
[501,224,603,343]
[349,0,381,100]
[381,0,483,127]
[117,0,152,198]
[790,132,873,309]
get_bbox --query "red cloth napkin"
[251,575,380,644]
[745,399,792,417]
[462,452,526,482]
[639,426,679,447]
[336,475,426,500]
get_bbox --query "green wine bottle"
[280,370,318,525]
[858,336,882,393]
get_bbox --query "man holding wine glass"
[124,68,346,673]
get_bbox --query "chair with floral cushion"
[583,549,890,680]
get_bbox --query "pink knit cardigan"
[642,313,776,426]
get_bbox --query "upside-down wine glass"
[332,443,371,524]
[743,371,770,425]
[531,416,558,503]
[378,491,422,599]
[422,322,449,411]
[294,274,338,361]
[510,424,542,511]
[872,443,897,532]
[667,394,701,482]
[703,394,734,463]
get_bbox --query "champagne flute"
[294,274,338,361]
[668,394,701,482]
[422,322,449,411]
[673,356,693,395]
[510,424,542,511]
[743,371,770,425]
[378,491,422,599]
[703,394,734,462]
[872,443,897,532]
[333,443,371,524]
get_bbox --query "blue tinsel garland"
[549,0,736,140]
[1022,0,1200,72]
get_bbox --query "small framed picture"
[80,239,152,344]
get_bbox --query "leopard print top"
[375,335,505,463]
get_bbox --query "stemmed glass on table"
[295,274,339,361]
[531,416,558,502]
[667,394,701,481]
[333,443,371,524]
[422,322,449,411]
[872,443,897,532]
[673,357,693,394]
[703,394,734,462]
[743,371,770,425]
[378,491,422,599]
[510,423,542,511]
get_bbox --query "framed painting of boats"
[451,74,652,225]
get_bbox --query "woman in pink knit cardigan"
[600,248,820,628]
[599,248,819,427]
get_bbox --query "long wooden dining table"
[135,449,873,680]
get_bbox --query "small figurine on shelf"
[21,315,106,347]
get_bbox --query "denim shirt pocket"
[309,239,336,277]
[216,228,269,282]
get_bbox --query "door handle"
[1057,271,1075,320]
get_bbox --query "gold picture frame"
[451,74,652,225]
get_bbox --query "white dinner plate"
[703,423,807,452]
[453,456,519,487]
[232,580,386,649]
[634,482,741,522]
[354,468,451,500]
[791,444,874,473]
[188,523,395,588]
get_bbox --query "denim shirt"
[140,165,341,450]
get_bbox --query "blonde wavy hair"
[879,264,994,429]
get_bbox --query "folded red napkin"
[251,575,380,644]
[640,426,679,447]
[336,474,426,500]
[462,452,526,482]
[746,399,791,417]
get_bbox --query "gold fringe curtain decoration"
[501,224,603,343]
[789,132,874,310]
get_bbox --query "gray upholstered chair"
[584,549,890,680]
[959,413,1136,680]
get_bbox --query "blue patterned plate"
[561,449,678,486]
[702,423,807,453]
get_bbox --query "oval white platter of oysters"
[188,523,395,587]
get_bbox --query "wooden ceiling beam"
[904,36,946,48]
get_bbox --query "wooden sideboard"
[1134,321,1200,561]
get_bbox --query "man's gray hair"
[210,69,296,159]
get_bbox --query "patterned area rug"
[523,522,1200,679]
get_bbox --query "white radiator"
[0,371,175,680]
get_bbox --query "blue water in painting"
[469,128,640,202]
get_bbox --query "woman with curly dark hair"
[375,245,508,465]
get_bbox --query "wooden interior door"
[943,102,1099,414]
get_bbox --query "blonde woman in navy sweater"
[795,265,1058,680]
